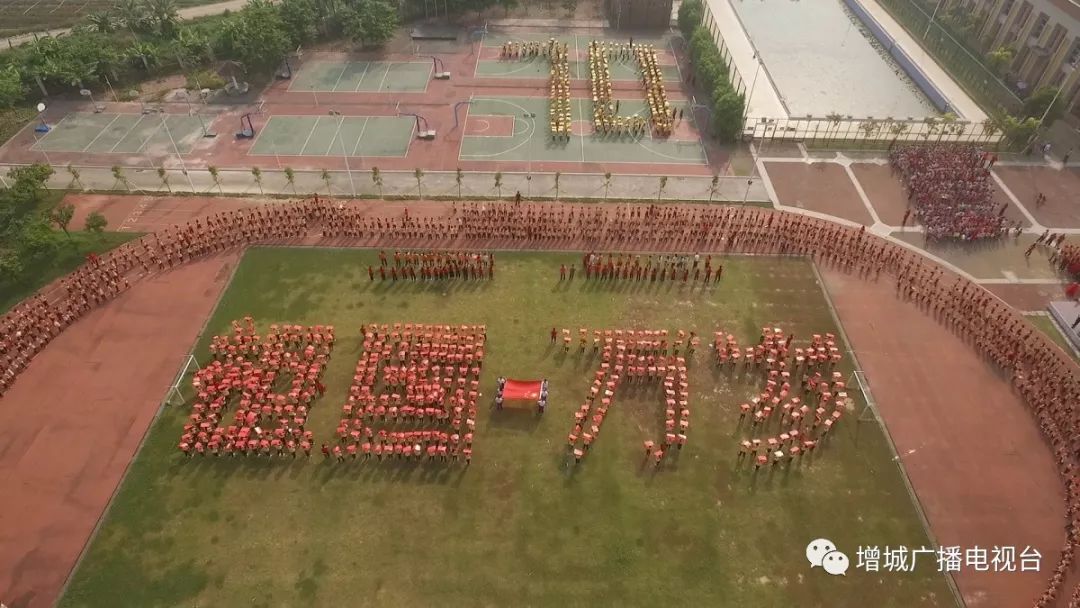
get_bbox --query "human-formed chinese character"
[936,546,962,572]
[1019,546,1041,572]
[911,546,933,570]
[857,546,881,572]
[965,547,989,572]
[884,546,912,572]
[991,546,1016,572]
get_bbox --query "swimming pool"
[730,0,939,119]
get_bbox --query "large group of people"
[890,144,1009,240]
[1,194,1078,605]
[635,44,673,137]
[366,250,495,281]
[547,39,572,140]
[179,317,332,457]
[562,328,691,466]
[329,323,484,464]
[573,252,722,283]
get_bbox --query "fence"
[698,5,747,98]
[0,164,773,203]
[874,0,1024,115]
[745,114,1004,147]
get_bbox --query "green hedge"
[687,24,745,142]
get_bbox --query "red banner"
[502,379,543,400]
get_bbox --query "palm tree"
[321,169,332,196]
[493,171,503,198]
[144,0,179,36]
[251,166,263,194]
[708,174,719,202]
[66,164,83,190]
[208,165,222,193]
[371,167,383,198]
[603,172,612,199]
[284,167,296,194]
[554,171,561,201]
[157,167,171,192]
[126,42,159,73]
[111,165,130,191]
[87,11,117,33]
[455,168,464,200]
[889,121,910,148]
[116,0,147,31]
[656,176,668,202]
[414,168,424,199]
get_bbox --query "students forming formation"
[547,39,572,140]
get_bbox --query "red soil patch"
[765,162,874,226]
[850,163,914,226]
[822,268,1063,608]
[994,166,1080,228]
[464,115,516,137]
[0,254,238,608]
[65,194,272,232]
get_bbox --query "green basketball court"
[31,112,208,154]
[249,115,415,157]
[289,61,433,93]
[459,97,706,165]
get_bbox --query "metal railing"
[745,114,1004,147]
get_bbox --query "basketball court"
[459,97,707,165]
[249,115,415,157]
[288,60,433,93]
[30,112,209,154]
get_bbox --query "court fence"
[0,164,773,204]
[745,114,1005,148]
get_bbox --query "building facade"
[947,0,1080,124]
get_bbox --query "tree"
[321,168,332,195]
[493,171,502,198]
[279,0,319,46]
[603,171,612,199]
[1021,86,1065,125]
[85,211,108,236]
[116,0,148,31]
[708,174,719,202]
[677,0,703,39]
[455,168,464,199]
[51,203,75,237]
[86,10,118,33]
[19,217,60,263]
[0,66,26,109]
[554,171,561,201]
[208,165,222,193]
[144,0,180,37]
[414,168,424,199]
[986,46,1015,76]
[222,0,291,71]
[157,166,171,192]
[712,86,745,143]
[251,166,263,194]
[342,0,398,49]
[126,42,160,73]
[656,176,667,201]
[66,164,84,190]
[112,165,130,191]
[371,167,383,197]
[284,167,297,193]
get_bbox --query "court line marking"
[297,116,322,156]
[456,98,536,159]
[109,114,149,153]
[376,62,393,92]
[327,115,347,158]
[81,113,122,153]
[352,61,371,92]
[350,116,370,156]
[29,113,74,152]
[132,116,166,154]
[577,97,586,163]
[330,61,350,93]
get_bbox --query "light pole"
[79,88,100,112]
[160,114,197,192]
[331,111,356,197]
[923,0,944,39]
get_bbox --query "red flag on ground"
[502,379,543,400]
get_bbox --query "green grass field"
[59,249,953,608]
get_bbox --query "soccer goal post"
[163,353,201,407]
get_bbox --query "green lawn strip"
[1026,314,1079,363]
[59,249,953,608]
[0,230,142,313]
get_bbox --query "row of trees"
[0,164,109,299]
[678,0,745,143]
[0,0,400,109]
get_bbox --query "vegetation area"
[0,164,141,312]
[59,249,950,608]
[1027,315,1079,363]
[874,0,1065,150]
[677,0,745,143]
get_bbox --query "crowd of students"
[548,39,572,140]
[570,252,722,283]
[635,44,673,137]
[890,144,1009,241]
[0,196,1077,604]
[366,250,495,281]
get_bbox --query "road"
[4,0,253,48]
